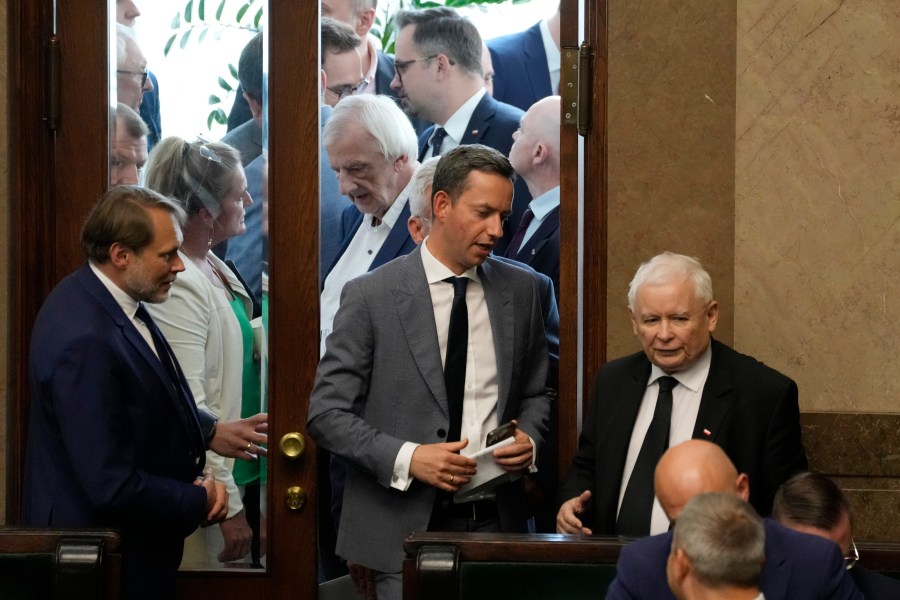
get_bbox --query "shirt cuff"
[527,434,538,474]
[390,441,420,491]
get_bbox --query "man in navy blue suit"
[390,7,530,255]
[23,187,230,599]
[487,7,560,112]
[605,440,862,600]
[506,95,560,303]
[319,94,419,355]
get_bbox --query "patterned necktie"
[431,127,448,158]
[443,277,469,442]
[505,208,535,258]
[616,376,678,537]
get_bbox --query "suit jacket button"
[194,456,200,464]
[437,429,446,438]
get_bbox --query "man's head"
[321,17,365,107]
[667,493,765,600]
[655,440,750,522]
[81,186,186,303]
[390,8,484,122]
[427,145,515,275]
[322,94,418,220]
[509,95,561,196]
[627,252,719,374]
[116,0,141,27]
[481,42,494,95]
[238,32,264,119]
[116,24,153,110]
[111,103,149,186]
[408,156,441,243]
[321,0,377,38]
[772,472,855,563]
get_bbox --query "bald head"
[509,95,561,197]
[654,440,750,522]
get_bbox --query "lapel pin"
[703,428,712,437]
[471,129,479,136]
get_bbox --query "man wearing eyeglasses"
[115,24,154,114]
[605,440,863,600]
[391,7,531,255]
[321,17,369,108]
[773,471,900,598]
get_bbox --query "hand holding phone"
[486,421,516,447]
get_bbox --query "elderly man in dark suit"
[557,252,807,538]
[22,187,231,599]
[390,7,530,255]
[308,145,553,600]
[606,441,862,600]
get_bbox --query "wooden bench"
[0,528,122,600]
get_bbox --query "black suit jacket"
[23,265,209,599]
[417,93,530,255]
[506,204,559,304]
[557,339,808,534]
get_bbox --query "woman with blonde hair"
[145,136,265,567]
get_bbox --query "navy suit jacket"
[323,201,417,286]
[606,519,863,600]
[417,93,530,255]
[851,565,900,598]
[23,265,209,599]
[488,22,553,112]
[557,339,808,534]
[506,204,559,304]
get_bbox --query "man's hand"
[217,509,252,563]
[409,439,477,492]
[347,560,376,600]
[492,422,533,472]
[209,413,268,461]
[195,475,228,526]
[556,490,593,535]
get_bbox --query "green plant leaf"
[236,3,250,22]
[228,63,238,79]
[214,108,227,124]
[199,27,209,43]
[254,7,263,29]
[185,0,194,23]
[216,0,226,21]
[209,94,222,104]
[218,76,234,92]
[163,33,177,56]
[207,111,216,130]
[170,12,181,29]
[198,0,206,20]
[179,29,193,50]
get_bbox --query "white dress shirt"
[427,88,488,156]
[617,343,712,534]
[320,188,412,356]
[539,18,561,94]
[518,185,560,250]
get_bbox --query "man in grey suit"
[308,144,553,600]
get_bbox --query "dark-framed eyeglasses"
[844,539,859,571]
[117,68,149,87]
[325,77,370,101]
[393,55,438,84]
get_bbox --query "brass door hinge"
[45,35,60,130]
[560,42,593,136]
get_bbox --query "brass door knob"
[279,432,306,459]
[285,486,306,511]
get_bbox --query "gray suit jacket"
[307,247,553,573]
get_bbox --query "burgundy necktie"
[505,208,535,258]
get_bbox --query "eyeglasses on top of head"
[844,539,859,571]
[393,55,439,83]
[182,142,222,203]
[117,68,149,87]
[326,77,370,101]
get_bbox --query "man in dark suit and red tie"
[556,252,808,538]
[22,186,265,599]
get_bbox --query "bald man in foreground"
[606,440,862,600]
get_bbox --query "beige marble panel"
[735,1,900,411]
[607,0,736,359]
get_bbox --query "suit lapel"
[393,251,448,415]
[480,260,514,419]
[461,94,496,145]
[516,205,560,262]
[761,520,790,598]
[692,340,733,441]
[371,200,413,271]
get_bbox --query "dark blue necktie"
[431,127,448,157]
[443,277,468,442]
[616,376,678,537]
[505,208,535,259]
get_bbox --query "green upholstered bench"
[0,528,122,600]
[403,533,626,600]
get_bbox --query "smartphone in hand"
[486,421,516,447]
